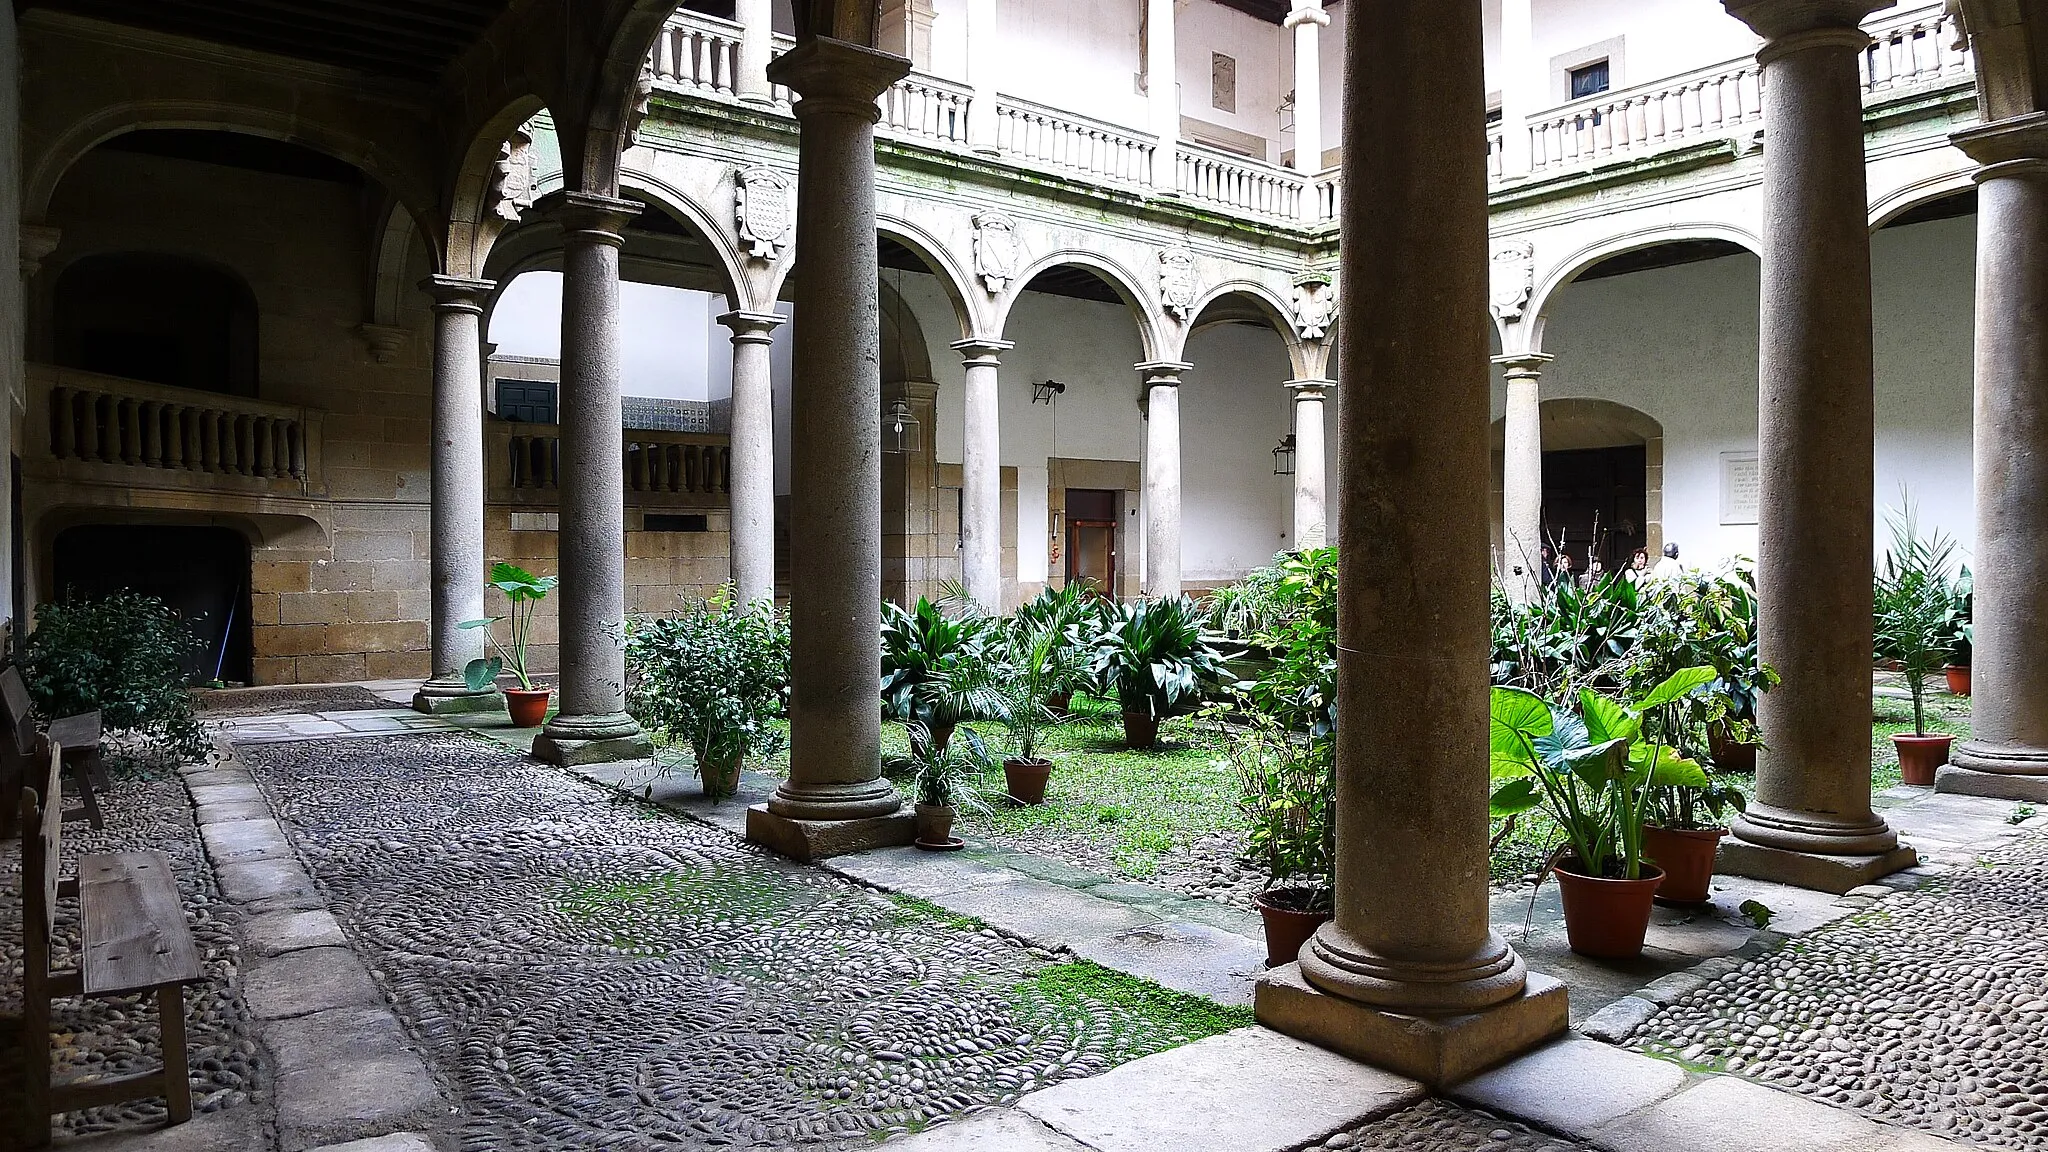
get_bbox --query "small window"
[1211,53,1237,114]
[1569,59,1611,100]
[644,514,709,533]
[496,379,557,424]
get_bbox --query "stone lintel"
[1934,764,2048,803]
[745,803,916,862]
[411,690,506,716]
[530,731,656,767]
[1715,838,1918,894]
[1253,964,1568,1087]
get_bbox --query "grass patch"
[1010,960,1254,1044]
[885,891,987,932]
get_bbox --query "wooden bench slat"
[47,711,102,749]
[79,852,202,996]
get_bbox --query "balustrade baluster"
[48,387,72,458]
[139,401,161,466]
[256,417,277,477]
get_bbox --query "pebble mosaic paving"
[240,732,1249,1151]
[1635,830,2048,1148]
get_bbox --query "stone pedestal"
[955,338,1012,612]
[719,310,784,608]
[744,804,915,862]
[1716,838,1919,895]
[1287,379,1330,549]
[1720,0,1906,885]
[1941,114,2048,800]
[534,192,652,767]
[1139,362,1188,598]
[413,276,503,716]
[1495,353,1551,603]
[1254,0,1564,1081]
[750,38,915,859]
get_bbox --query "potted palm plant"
[1092,596,1226,749]
[904,720,992,850]
[1490,667,1714,958]
[989,615,1089,804]
[1946,569,1972,697]
[626,587,790,798]
[463,562,558,727]
[1220,711,1334,967]
[1874,502,1963,785]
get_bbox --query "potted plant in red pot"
[1222,712,1334,967]
[1946,570,1972,697]
[904,720,992,850]
[1490,667,1714,959]
[463,562,558,728]
[1643,777,1746,905]
[1093,596,1225,750]
[1874,501,1963,786]
[987,614,1090,804]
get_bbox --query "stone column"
[736,0,775,105]
[1254,0,1565,1086]
[1286,3,1329,174]
[1495,353,1551,603]
[1719,0,1911,892]
[1138,361,1187,598]
[747,37,917,862]
[1146,0,1177,187]
[963,0,999,152]
[413,276,504,715]
[533,193,653,766]
[1941,114,2048,800]
[954,338,1012,611]
[1287,378,1330,548]
[718,309,784,608]
[1497,0,1537,178]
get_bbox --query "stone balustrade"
[1528,57,1765,175]
[1862,4,1972,92]
[647,13,744,99]
[994,95,1157,186]
[1175,140,1309,222]
[491,422,731,507]
[29,363,321,492]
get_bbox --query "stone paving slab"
[243,908,351,957]
[262,1006,446,1152]
[1069,920,1264,1006]
[1586,1074,1907,1152]
[935,874,1166,946]
[199,817,296,866]
[194,797,275,824]
[1454,1036,1684,1132]
[305,1136,438,1152]
[215,857,323,907]
[244,946,385,1020]
[1018,1027,1424,1152]
[885,1112,1088,1150]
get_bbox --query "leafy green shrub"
[1092,596,1227,721]
[880,597,1004,746]
[1217,710,1333,910]
[22,591,207,760]
[627,587,789,795]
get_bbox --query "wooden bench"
[19,744,200,1147]
[0,665,105,833]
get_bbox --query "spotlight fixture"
[1032,379,1067,405]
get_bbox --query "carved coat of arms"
[1489,240,1536,323]
[735,166,793,261]
[488,126,537,224]
[972,210,1019,294]
[1291,272,1335,341]
[1158,246,1198,320]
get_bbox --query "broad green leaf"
[458,617,494,630]
[1489,776,1542,817]
[1566,736,1630,789]
[1633,743,1710,788]
[463,656,502,693]
[1640,665,1719,710]
[1489,686,1550,770]
[1578,688,1639,745]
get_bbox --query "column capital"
[1284,3,1331,29]
[1955,111,2048,176]
[1722,0,1890,48]
[1492,352,1554,380]
[950,337,1014,365]
[1135,360,1193,386]
[418,275,495,312]
[549,191,640,248]
[767,37,911,117]
[1286,377,1333,398]
[718,309,787,342]
[19,223,60,279]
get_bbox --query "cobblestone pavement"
[0,759,261,1140]
[240,733,1249,1152]
[1317,1099,1591,1150]
[1635,830,2048,1147]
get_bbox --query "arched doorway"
[1492,398,1665,577]
[50,523,252,684]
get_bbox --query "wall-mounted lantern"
[1272,433,1297,476]
[1032,379,1067,405]
[883,398,921,454]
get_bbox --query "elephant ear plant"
[1092,595,1227,749]
[463,562,558,727]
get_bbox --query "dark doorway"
[1064,488,1119,600]
[50,525,251,684]
[53,253,259,396]
[1543,445,1647,578]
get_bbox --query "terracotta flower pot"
[1945,664,1972,697]
[504,687,550,728]
[699,753,742,800]
[1047,692,1073,717]
[1122,711,1160,749]
[1003,757,1053,805]
[1642,825,1725,905]
[1553,858,1665,959]
[1706,723,1757,774]
[1893,733,1953,786]
[1254,887,1333,969]
[913,802,957,848]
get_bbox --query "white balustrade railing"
[647,12,743,100]
[1862,5,1971,93]
[880,73,973,146]
[995,96,1156,185]
[1487,125,1505,180]
[1529,57,1763,173]
[1174,141,1307,221]
[1312,167,1340,224]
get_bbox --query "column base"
[1729,800,1899,855]
[532,712,653,767]
[744,803,914,862]
[411,686,506,716]
[1255,963,1568,1087]
[1936,763,2048,802]
[1716,837,1918,895]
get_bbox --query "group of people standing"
[1539,542,1685,591]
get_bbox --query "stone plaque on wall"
[1720,450,1760,525]
[1211,53,1237,113]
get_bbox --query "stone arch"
[877,273,937,384]
[1183,280,1316,378]
[26,106,439,263]
[620,176,750,305]
[1955,0,2048,119]
[995,250,1165,363]
[1522,224,1763,355]
[51,252,261,397]
[1491,397,1667,568]
[1869,170,1981,230]
[445,97,552,280]
[877,217,981,343]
